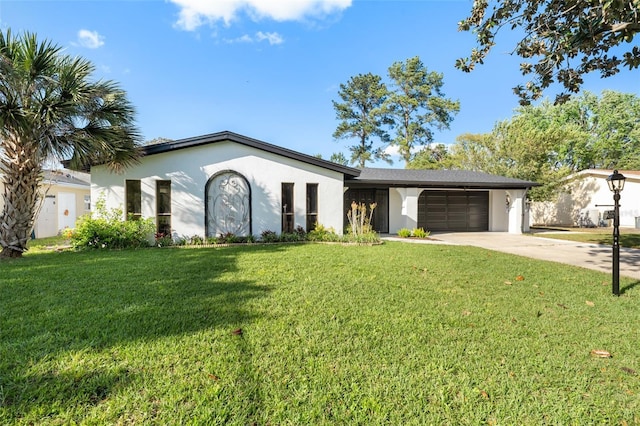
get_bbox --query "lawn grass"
[1,242,639,424]
[532,227,640,248]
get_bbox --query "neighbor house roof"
[574,169,640,182]
[142,131,362,177]
[347,168,539,189]
[43,170,90,188]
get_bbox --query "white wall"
[91,141,346,238]
[530,173,640,228]
[388,188,420,233]
[388,188,527,234]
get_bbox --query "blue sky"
[2,0,639,167]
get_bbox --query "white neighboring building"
[530,169,640,228]
[0,169,91,238]
[87,131,538,238]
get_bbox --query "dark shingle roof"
[142,131,361,177]
[347,168,538,189]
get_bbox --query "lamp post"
[606,170,626,296]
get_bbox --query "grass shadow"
[0,244,287,420]
[621,280,640,295]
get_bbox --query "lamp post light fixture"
[606,169,626,296]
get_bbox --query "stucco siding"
[91,141,346,237]
[530,172,640,228]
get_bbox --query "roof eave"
[346,178,539,189]
[143,131,361,177]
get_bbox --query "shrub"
[156,233,174,247]
[412,227,430,238]
[71,197,155,250]
[188,235,205,245]
[294,225,306,239]
[307,223,340,242]
[260,230,280,243]
[397,228,412,238]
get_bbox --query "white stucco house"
[530,169,640,228]
[0,169,91,238]
[87,131,538,238]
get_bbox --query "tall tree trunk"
[0,135,42,258]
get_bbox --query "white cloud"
[225,31,284,45]
[76,29,105,49]
[170,0,352,31]
[255,31,284,45]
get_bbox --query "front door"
[344,189,389,233]
[57,192,76,232]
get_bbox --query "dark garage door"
[417,191,489,232]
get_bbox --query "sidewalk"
[383,232,640,280]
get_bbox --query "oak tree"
[457,1,640,104]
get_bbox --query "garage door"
[417,191,489,232]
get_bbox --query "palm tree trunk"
[0,135,42,258]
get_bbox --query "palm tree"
[0,30,141,258]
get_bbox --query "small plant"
[397,228,412,238]
[206,236,219,245]
[347,202,376,236]
[188,235,205,245]
[156,232,174,247]
[261,230,280,243]
[295,225,307,239]
[61,227,74,239]
[412,227,430,238]
[218,232,240,244]
[307,223,340,242]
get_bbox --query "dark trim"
[345,180,535,190]
[144,131,361,178]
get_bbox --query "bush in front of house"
[411,227,430,238]
[71,198,155,250]
[397,228,412,238]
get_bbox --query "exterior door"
[344,189,389,233]
[36,195,57,238]
[418,191,489,232]
[57,192,76,232]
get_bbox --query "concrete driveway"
[384,232,640,281]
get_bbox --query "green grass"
[533,227,640,248]
[1,243,639,424]
[25,235,70,253]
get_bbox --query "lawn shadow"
[621,280,640,295]
[0,244,285,419]
[577,244,640,281]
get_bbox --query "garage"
[417,190,489,232]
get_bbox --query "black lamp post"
[606,170,626,296]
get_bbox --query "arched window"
[205,171,251,237]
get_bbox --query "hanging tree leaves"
[457,1,640,105]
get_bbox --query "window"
[282,183,294,233]
[125,180,141,219]
[306,183,318,231]
[156,180,171,236]
[205,171,251,237]
[84,194,91,212]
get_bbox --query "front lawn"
[1,243,639,424]
[532,227,640,248]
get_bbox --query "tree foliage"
[332,73,392,168]
[457,1,640,104]
[0,29,140,258]
[406,144,451,170]
[445,90,640,200]
[385,56,459,163]
[333,58,458,167]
